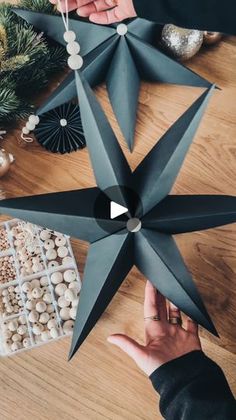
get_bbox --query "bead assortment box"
[0,219,81,356]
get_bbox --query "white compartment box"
[0,219,81,356]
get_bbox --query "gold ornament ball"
[0,149,14,178]
[203,31,222,45]
[161,24,203,61]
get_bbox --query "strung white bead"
[117,23,128,36]
[26,121,36,131]
[60,119,67,127]
[29,115,40,125]
[22,127,30,135]
[66,41,80,55]
[67,54,83,70]
[63,30,76,43]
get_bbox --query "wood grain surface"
[0,15,236,419]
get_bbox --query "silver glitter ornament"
[161,24,203,61]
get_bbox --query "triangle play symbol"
[110,201,128,219]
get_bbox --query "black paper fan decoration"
[34,103,86,154]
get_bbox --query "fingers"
[107,334,145,363]
[54,0,80,12]
[168,301,182,326]
[144,281,167,321]
[186,318,199,335]
[144,281,168,342]
[89,8,120,24]
[144,280,158,319]
[77,0,117,17]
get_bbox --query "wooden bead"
[58,296,70,308]
[12,333,22,342]
[69,281,81,294]
[26,299,35,310]
[55,283,67,297]
[64,289,77,302]
[46,304,54,314]
[40,276,48,286]
[31,279,40,288]
[47,319,58,330]
[28,310,39,323]
[35,301,47,313]
[41,331,50,342]
[57,246,68,258]
[44,239,55,250]
[63,30,76,43]
[63,320,74,334]
[46,249,57,260]
[48,261,59,269]
[23,337,31,348]
[51,272,63,285]
[62,256,73,265]
[21,281,32,293]
[39,312,50,324]
[17,325,27,335]
[55,236,66,247]
[19,315,27,324]
[69,306,77,320]
[43,293,53,304]
[50,327,59,338]
[60,307,70,321]
[8,320,18,331]
[11,342,22,351]
[32,287,43,299]
[40,230,51,241]
[64,269,76,283]
[32,322,44,335]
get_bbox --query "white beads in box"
[0,218,81,356]
[0,315,32,353]
[50,268,81,334]
[39,228,73,269]
[21,277,61,344]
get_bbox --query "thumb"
[107,334,145,364]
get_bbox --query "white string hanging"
[21,0,83,143]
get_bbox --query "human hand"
[49,0,137,24]
[108,281,202,376]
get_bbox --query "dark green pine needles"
[0,0,66,125]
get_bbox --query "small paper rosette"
[34,103,86,154]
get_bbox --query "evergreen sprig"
[0,1,66,126]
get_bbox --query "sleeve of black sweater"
[149,350,236,420]
[133,0,236,35]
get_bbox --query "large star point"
[14,8,212,150]
[1,75,236,358]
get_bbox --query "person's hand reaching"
[49,0,137,24]
[108,281,202,376]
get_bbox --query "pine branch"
[20,0,57,14]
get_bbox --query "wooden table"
[0,32,236,419]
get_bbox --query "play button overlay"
[94,185,143,235]
[110,201,128,219]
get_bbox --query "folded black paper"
[14,8,212,150]
[1,76,236,359]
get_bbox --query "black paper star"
[14,8,211,150]
[1,74,236,359]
